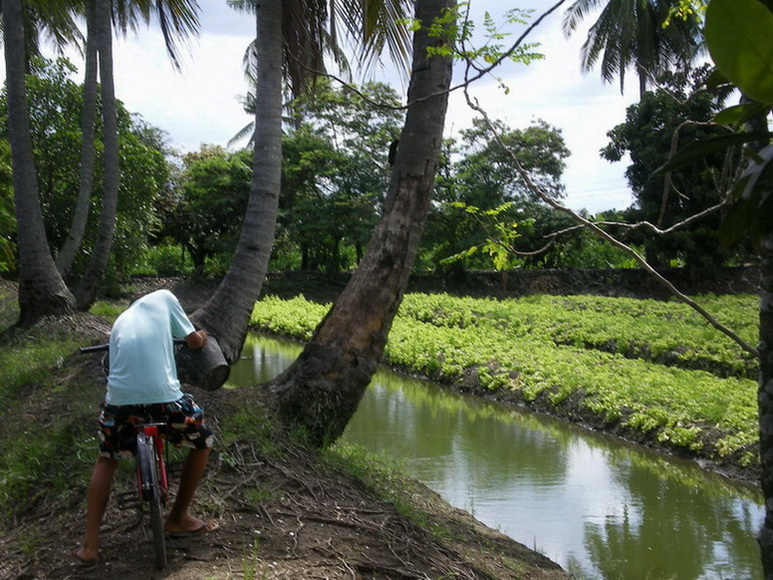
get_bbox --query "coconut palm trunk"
[56,0,99,280]
[191,0,283,360]
[267,0,455,448]
[2,0,75,324]
[75,0,120,309]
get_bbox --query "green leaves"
[720,144,773,247]
[713,102,772,126]
[657,0,773,250]
[656,132,771,174]
[420,4,544,67]
[705,0,773,104]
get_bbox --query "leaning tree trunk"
[76,0,120,310]
[56,0,99,280]
[191,0,283,361]
[268,0,455,448]
[759,237,773,578]
[1,0,75,324]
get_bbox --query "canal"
[227,334,765,579]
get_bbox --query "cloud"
[111,27,253,153]
[443,8,637,212]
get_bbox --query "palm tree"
[228,0,413,148]
[1,0,76,324]
[55,0,98,280]
[112,0,201,71]
[191,0,284,359]
[192,0,413,361]
[0,0,83,67]
[268,0,455,446]
[73,0,121,309]
[562,0,702,97]
[1,0,200,305]
[72,0,200,308]
[193,0,452,447]
[761,233,773,577]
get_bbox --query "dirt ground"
[2,401,567,580]
[0,279,569,580]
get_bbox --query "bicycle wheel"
[136,432,167,569]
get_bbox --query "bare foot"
[74,546,98,565]
[165,515,218,536]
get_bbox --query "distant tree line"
[0,58,756,286]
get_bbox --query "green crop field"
[251,292,760,467]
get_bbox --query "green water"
[229,334,765,579]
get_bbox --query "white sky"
[3,1,641,214]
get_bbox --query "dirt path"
[1,385,567,580]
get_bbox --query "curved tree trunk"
[191,0,283,361]
[76,0,120,310]
[2,0,75,324]
[759,234,773,578]
[56,0,100,280]
[267,0,454,448]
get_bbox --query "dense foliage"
[155,146,252,277]
[422,118,575,272]
[276,80,403,273]
[250,292,759,466]
[603,66,752,269]
[1,58,758,282]
[0,57,171,286]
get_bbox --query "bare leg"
[76,456,118,563]
[165,447,211,534]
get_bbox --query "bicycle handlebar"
[79,344,109,353]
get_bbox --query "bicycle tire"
[136,432,167,569]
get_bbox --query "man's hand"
[184,329,208,350]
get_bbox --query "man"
[76,289,217,564]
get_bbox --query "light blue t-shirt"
[106,289,196,406]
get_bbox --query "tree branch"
[286,1,571,113]
[463,92,759,357]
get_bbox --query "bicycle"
[135,420,169,568]
[80,343,174,570]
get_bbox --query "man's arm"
[184,329,208,350]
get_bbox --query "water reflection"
[230,334,765,579]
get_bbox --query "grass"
[0,300,108,519]
[241,538,267,580]
[0,340,77,405]
[89,300,127,324]
[250,292,761,467]
[323,441,451,539]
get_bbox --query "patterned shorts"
[97,393,214,459]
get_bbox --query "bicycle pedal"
[115,490,140,511]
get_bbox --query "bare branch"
[601,200,729,235]
[463,92,759,357]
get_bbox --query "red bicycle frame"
[136,424,169,499]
